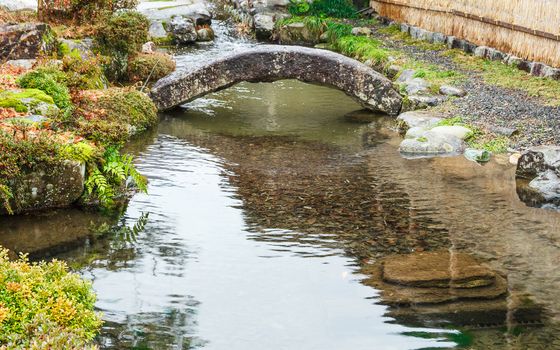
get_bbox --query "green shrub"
[288,0,310,16]
[0,247,102,348]
[95,11,149,56]
[309,0,356,18]
[17,68,72,111]
[62,55,107,90]
[127,52,176,83]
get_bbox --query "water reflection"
[1,80,559,349]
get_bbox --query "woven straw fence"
[370,0,560,67]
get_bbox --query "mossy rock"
[0,89,59,116]
[127,52,175,83]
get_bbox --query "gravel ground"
[372,27,560,149]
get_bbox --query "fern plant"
[0,184,13,215]
[84,146,147,207]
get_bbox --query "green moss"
[0,89,55,112]
[469,136,510,153]
[417,136,428,142]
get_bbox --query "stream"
[1,18,560,350]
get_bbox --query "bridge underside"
[150,45,403,116]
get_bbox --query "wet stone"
[382,250,497,288]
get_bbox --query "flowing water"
[1,19,560,350]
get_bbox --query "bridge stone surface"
[150,45,403,115]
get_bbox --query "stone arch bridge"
[150,45,402,115]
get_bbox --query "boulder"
[406,94,447,109]
[0,23,57,60]
[1,161,85,215]
[396,110,442,132]
[168,16,197,45]
[430,125,472,140]
[516,146,560,208]
[0,89,59,117]
[254,13,275,40]
[439,84,466,97]
[196,27,215,42]
[149,21,168,40]
[399,130,465,157]
[277,22,319,45]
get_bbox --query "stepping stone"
[382,250,496,288]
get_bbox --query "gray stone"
[396,69,415,83]
[0,23,57,60]
[254,13,275,40]
[407,94,447,108]
[430,125,472,140]
[404,126,428,139]
[543,66,560,80]
[351,27,372,36]
[397,110,442,131]
[149,21,168,40]
[431,32,447,44]
[517,146,560,179]
[530,62,547,77]
[505,55,522,67]
[489,125,518,137]
[168,16,197,44]
[0,160,85,215]
[0,0,36,10]
[474,46,489,58]
[5,59,36,69]
[277,22,319,45]
[405,77,429,95]
[150,45,402,115]
[196,27,215,42]
[439,85,466,97]
[399,130,466,157]
[400,23,410,34]
[29,101,59,117]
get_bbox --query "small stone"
[439,85,466,97]
[196,27,215,42]
[385,64,401,79]
[141,41,157,54]
[395,69,415,83]
[489,125,518,137]
[464,148,491,163]
[407,94,447,108]
[405,78,429,95]
[351,27,372,36]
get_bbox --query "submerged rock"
[363,250,508,305]
[0,23,57,60]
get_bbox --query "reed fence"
[370,0,560,67]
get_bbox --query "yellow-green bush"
[0,247,102,349]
